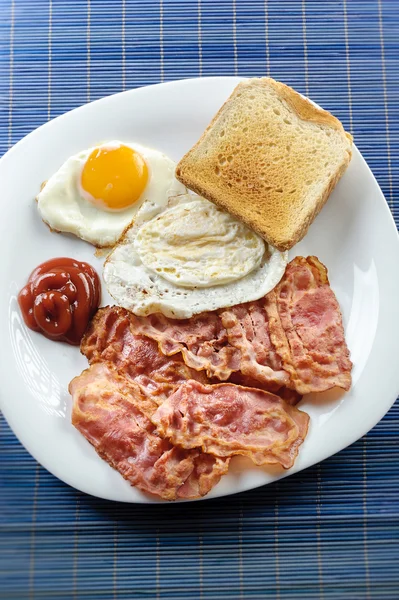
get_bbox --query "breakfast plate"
[0,76,398,503]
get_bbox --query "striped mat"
[0,1,398,598]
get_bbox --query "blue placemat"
[1,1,398,598]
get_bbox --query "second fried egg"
[104,194,288,319]
[134,199,266,288]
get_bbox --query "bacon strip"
[70,363,229,500]
[266,256,352,394]
[81,306,209,405]
[128,257,352,395]
[219,301,289,388]
[82,305,300,404]
[71,256,348,498]
[152,380,309,469]
[127,310,240,381]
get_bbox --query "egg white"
[104,194,289,319]
[134,198,266,288]
[36,141,186,247]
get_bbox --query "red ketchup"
[18,258,101,345]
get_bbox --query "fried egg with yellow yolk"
[37,141,186,247]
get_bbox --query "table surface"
[0,1,398,599]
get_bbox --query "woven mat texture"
[0,1,398,598]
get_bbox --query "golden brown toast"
[176,78,352,251]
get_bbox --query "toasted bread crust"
[176,77,352,251]
[263,78,352,133]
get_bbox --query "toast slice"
[176,78,352,251]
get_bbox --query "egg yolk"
[81,145,148,211]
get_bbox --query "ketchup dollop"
[18,258,101,345]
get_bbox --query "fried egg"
[135,199,266,287]
[37,141,186,247]
[104,194,288,318]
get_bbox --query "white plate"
[1,77,399,503]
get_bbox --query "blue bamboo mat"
[1,1,398,598]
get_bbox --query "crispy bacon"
[266,256,352,394]
[219,301,290,388]
[82,305,300,403]
[128,257,352,395]
[71,255,350,499]
[152,380,309,469]
[70,363,229,500]
[126,310,240,381]
[177,454,230,499]
[81,306,209,405]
